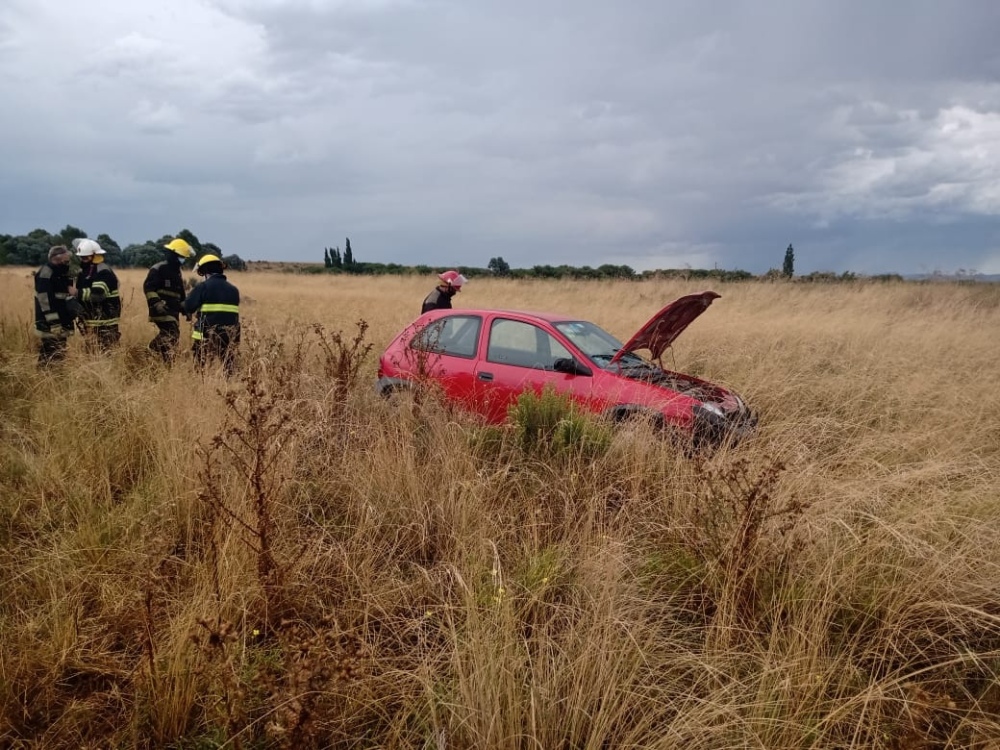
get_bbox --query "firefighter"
[421,269,467,314]
[144,237,193,363]
[72,238,121,352]
[182,254,240,377]
[33,245,80,365]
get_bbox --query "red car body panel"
[611,290,721,364]
[377,293,756,445]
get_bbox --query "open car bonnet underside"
[610,291,721,364]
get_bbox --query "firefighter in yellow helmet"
[144,238,192,363]
[182,253,240,376]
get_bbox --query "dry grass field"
[2,266,1000,748]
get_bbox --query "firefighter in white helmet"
[72,238,121,352]
[144,237,193,363]
[421,269,467,314]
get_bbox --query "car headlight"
[699,402,724,418]
[691,402,729,450]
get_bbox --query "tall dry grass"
[1,266,1000,748]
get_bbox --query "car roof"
[431,308,581,324]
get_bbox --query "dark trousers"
[193,326,240,377]
[149,320,180,363]
[38,336,68,366]
[84,325,121,354]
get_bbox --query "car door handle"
[478,372,494,381]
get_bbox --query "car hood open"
[610,291,721,364]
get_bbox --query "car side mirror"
[553,357,591,376]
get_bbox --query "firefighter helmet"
[196,254,225,276]
[438,270,467,289]
[164,238,195,258]
[73,238,104,257]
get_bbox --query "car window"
[411,315,482,358]
[487,318,572,369]
[553,320,647,368]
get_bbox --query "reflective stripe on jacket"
[182,273,240,339]
[144,259,186,322]
[77,263,122,326]
[34,263,75,335]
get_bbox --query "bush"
[222,254,246,271]
[508,386,612,459]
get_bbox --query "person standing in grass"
[421,270,467,315]
[72,238,121,352]
[182,254,240,377]
[33,245,80,366]
[144,237,193,363]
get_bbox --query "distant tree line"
[299,238,914,282]
[0,225,246,270]
[312,238,678,281]
[2,227,910,283]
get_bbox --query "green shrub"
[508,386,612,459]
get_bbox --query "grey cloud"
[2,0,999,274]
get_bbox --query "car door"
[407,314,483,407]
[473,316,594,422]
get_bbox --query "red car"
[376,291,756,447]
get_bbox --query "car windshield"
[553,320,650,369]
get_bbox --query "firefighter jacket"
[182,273,240,341]
[76,262,121,328]
[34,262,77,338]
[421,287,455,315]
[144,258,186,322]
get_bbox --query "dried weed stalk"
[262,617,369,749]
[197,330,306,625]
[689,455,807,634]
[311,320,372,405]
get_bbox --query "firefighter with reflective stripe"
[182,254,240,376]
[72,238,121,352]
[144,238,192,363]
[34,245,81,365]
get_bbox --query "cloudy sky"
[2,0,999,274]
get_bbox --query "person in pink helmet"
[421,269,468,314]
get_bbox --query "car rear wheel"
[380,380,417,403]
